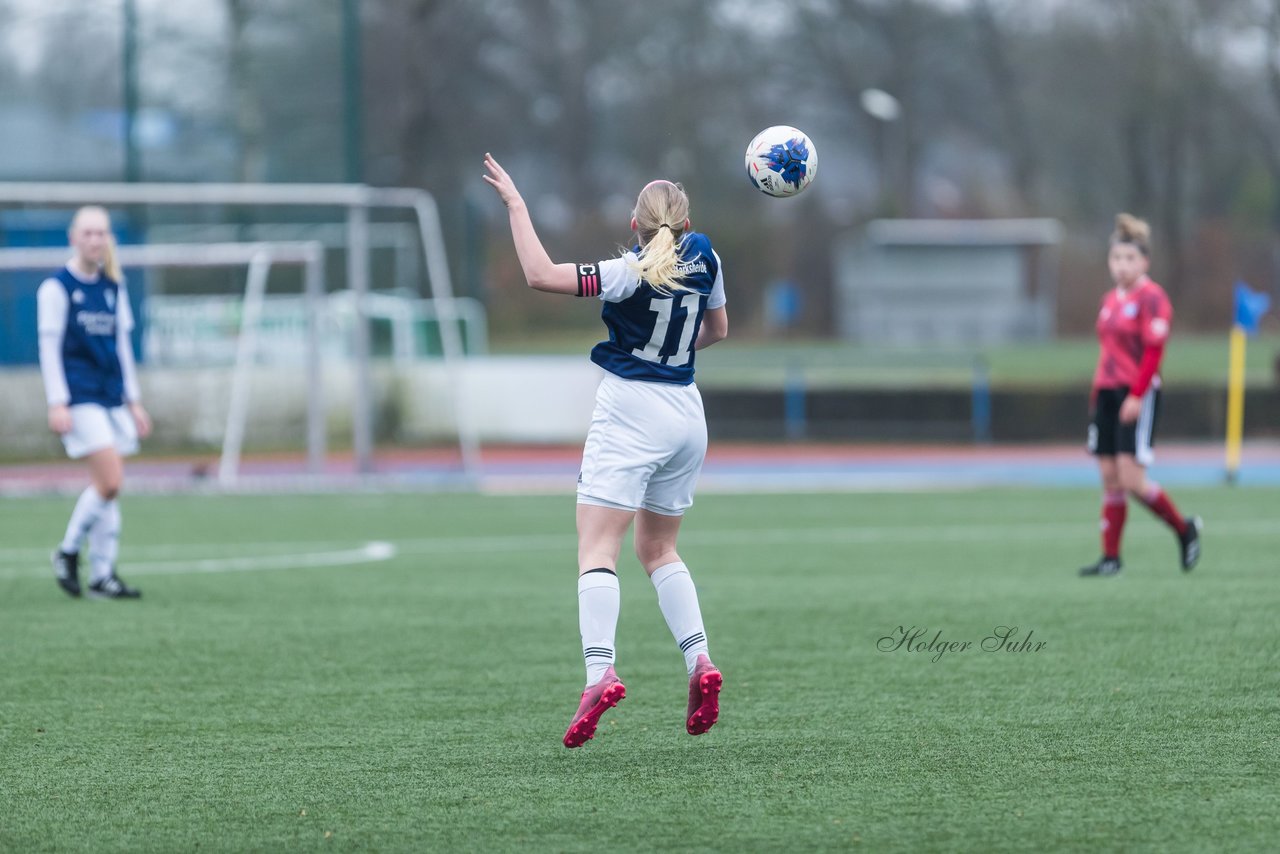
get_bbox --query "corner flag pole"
[1224,325,1246,484]
[1225,282,1272,484]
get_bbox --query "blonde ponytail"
[1111,212,1151,257]
[626,180,693,295]
[103,232,123,282]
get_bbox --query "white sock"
[88,500,121,583]
[650,561,709,676]
[60,486,110,554]
[578,568,620,687]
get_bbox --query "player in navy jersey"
[38,206,150,599]
[1079,214,1200,577]
[483,153,726,747]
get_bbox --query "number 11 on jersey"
[632,294,701,367]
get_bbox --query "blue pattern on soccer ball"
[767,138,809,188]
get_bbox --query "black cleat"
[51,550,81,598]
[1079,556,1122,577]
[88,572,142,600]
[1179,516,1202,571]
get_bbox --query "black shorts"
[1088,386,1160,464]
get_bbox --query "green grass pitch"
[1,488,1277,852]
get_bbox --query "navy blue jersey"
[578,232,726,385]
[55,267,126,407]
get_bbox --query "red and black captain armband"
[576,263,601,298]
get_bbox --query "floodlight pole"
[861,88,902,216]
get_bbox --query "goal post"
[0,182,480,477]
[0,242,326,484]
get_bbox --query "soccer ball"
[745,126,818,197]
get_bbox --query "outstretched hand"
[482,153,524,209]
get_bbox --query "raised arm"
[482,153,577,295]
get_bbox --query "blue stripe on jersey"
[590,232,719,385]
[56,268,125,407]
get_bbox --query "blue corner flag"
[1234,282,1271,335]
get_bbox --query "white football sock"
[650,561,709,675]
[578,568,620,687]
[60,486,110,554]
[88,500,121,583]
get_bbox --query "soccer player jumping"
[1080,213,1201,577]
[483,153,726,746]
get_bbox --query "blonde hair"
[626,180,692,295]
[1111,213,1150,257]
[69,205,123,282]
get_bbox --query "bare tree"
[972,0,1040,211]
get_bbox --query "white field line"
[0,541,395,580]
[0,519,1273,578]
[387,518,1276,554]
[0,540,380,561]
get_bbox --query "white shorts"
[577,373,708,516]
[62,404,139,460]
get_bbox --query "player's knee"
[578,539,623,572]
[1119,472,1145,495]
[635,538,676,568]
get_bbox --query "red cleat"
[686,655,722,736]
[563,667,626,748]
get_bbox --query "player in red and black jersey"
[1080,214,1201,577]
